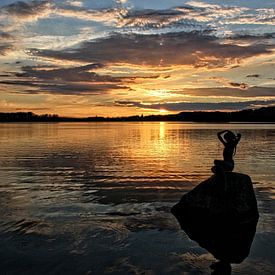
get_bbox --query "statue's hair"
[224,131,235,141]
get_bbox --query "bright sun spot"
[159,109,168,113]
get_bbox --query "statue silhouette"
[212,130,241,173]
[171,131,259,274]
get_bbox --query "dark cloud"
[0,63,130,95]
[229,82,249,90]
[0,63,159,95]
[115,100,275,111]
[228,33,275,47]
[0,32,13,39]
[30,82,127,95]
[0,79,127,95]
[0,32,14,55]
[117,3,275,34]
[246,74,260,78]
[0,44,13,55]
[30,32,271,68]
[172,87,275,98]
[15,63,119,82]
[14,63,159,83]
[118,6,208,31]
[231,33,275,41]
[1,0,51,18]
[0,63,164,95]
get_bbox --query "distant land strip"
[0,107,275,123]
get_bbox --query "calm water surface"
[0,122,274,274]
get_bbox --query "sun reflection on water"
[0,123,274,274]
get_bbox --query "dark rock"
[171,172,259,263]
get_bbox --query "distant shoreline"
[1,106,275,123]
[1,121,275,124]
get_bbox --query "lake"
[0,122,274,274]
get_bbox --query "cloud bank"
[0,0,274,115]
[115,99,275,111]
[31,31,272,68]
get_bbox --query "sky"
[0,0,274,117]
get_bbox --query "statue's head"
[224,131,236,142]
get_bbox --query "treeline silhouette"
[0,112,60,122]
[1,107,274,122]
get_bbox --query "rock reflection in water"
[171,172,259,274]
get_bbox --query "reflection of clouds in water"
[0,123,275,273]
[169,252,215,274]
[232,258,275,275]
[170,251,275,275]
[105,257,154,274]
[253,184,275,236]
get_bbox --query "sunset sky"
[0,0,274,117]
